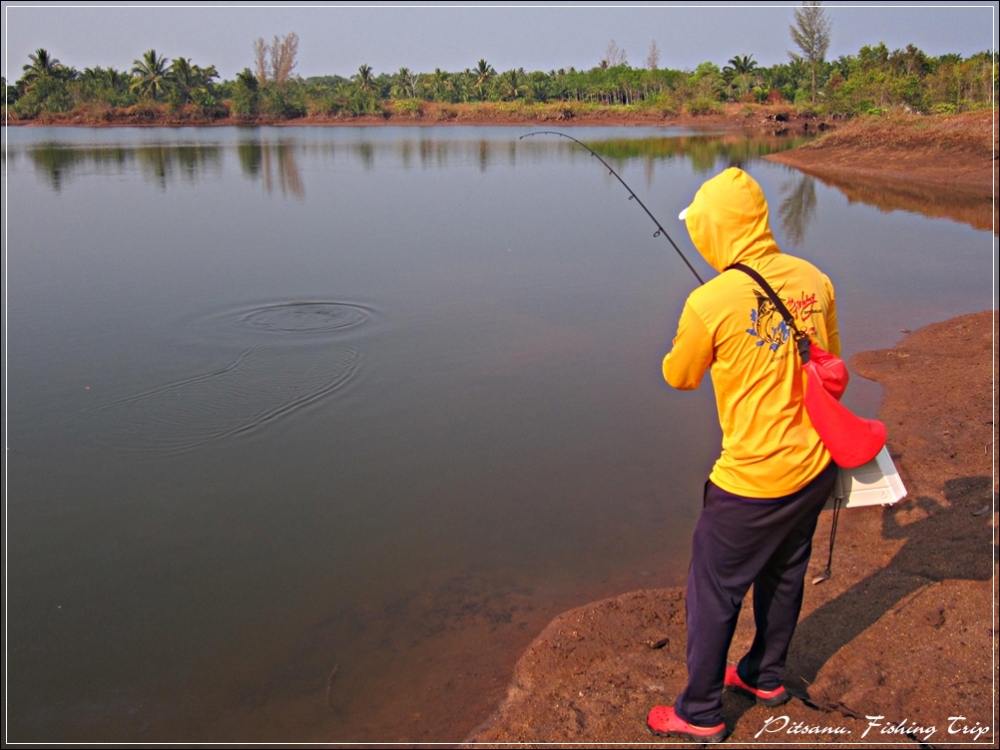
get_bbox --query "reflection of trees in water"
[357,142,374,171]
[419,138,434,168]
[25,143,221,191]
[137,145,222,190]
[478,140,488,173]
[238,139,304,198]
[778,173,817,246]
[265,142,305,198]
[20,135,816,201]
[25,145,108,191]
[584,135,808,175]
[237,141,262,178]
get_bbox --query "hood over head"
[679,167,780,272]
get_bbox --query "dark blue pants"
[674,461,837,727]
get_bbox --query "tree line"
[4,34,995,121]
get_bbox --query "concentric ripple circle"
[240,301,369,333]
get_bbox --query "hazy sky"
[2,2,996,81]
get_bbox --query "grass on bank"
[793,108,995,156]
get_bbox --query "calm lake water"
[4,125,994,742]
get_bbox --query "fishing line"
[519,130,705,285]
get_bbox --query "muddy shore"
[469,309,997,747]
[764,110,996,233]
[4,101,827,136]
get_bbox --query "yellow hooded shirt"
[663,167,840,498]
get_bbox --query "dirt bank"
[4,101,828,135]
[469,310,997,747]
[765,111,996,233]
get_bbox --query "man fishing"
[645,167,840,743]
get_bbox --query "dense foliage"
[4,42,995,121]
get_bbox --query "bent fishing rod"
[519,130,705,285]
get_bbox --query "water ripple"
[240,301,370,334]
[89,297,377,456]
[91,346,361,456]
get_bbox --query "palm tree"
[236,68,258,90]
[723,54,759,99]
[191,64,219,107]
[527,72,551,103]
[169,57,197,103]
[82,66,129,93]
[429,68,450,102]
[131,49,171,101]
[165,58,216,104]
[499,69,524,101]
[231,67,259,117]
[353,64,374,94]
[104,68,129,96]
[21,48,62,87]
[80,66,104,84]
[391,67,416,98]
[195,64,219,84]
[726,54,758,75]
[473,59,496,100]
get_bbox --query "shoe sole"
[727,682,792,707]
[646,723,729,744]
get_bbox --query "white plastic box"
[828,446,907,509]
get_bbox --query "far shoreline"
[2,101,828,135]
[10,105,992,233]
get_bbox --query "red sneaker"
[724,664,791,706]
[646,705,728,743]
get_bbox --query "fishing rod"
[519,130,705,285]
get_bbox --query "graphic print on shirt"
[745,290,789,351]
[744,286,821,353]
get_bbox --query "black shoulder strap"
[727,262,810,362]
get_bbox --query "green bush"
[393,98,423,118]
[14,76,73,118]
[190,88,225,118]
[959,99,994,112]
[229,83,258,117]
[13,96,42,119]
[305,92,345,117]
[259,88,283,117]
[792,89,813,107]
[930,102,957,115]
[641,91,680,116]
[346,90,378,116]
[686,96,721,115]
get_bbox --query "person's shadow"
[787,474,994,688]
[722,474,995,725]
